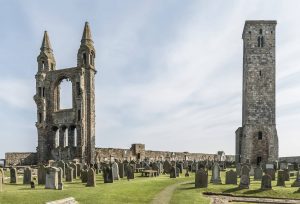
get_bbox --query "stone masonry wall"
[5,152,37,166]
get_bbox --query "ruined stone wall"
[279,157,300,163]
[5,152,37,166]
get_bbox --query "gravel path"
[151,181,191,204]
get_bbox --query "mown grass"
[0,173,192,204]
[171,169,300,204]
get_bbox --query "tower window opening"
[259,70,262,76]
[83,53,87,65]
[38,112,42,123]
[42,87,45,97]
[38,87,42,97]
[258,131,263,140]
[257,36,264,48]
[78,109,81,121]
[51,63,54,70]
[76,82,81,96]
[259,29,263,34]
[42,61,45,70]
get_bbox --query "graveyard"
[2,1,300,204]
[1,163,300,204]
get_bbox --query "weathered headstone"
[30,181,35,189]
[45,167,59,189]
[86,168,96,187]
[254,167,263,180]
[112,162,120,180]
[176,163,183,174]
[192,162,199,173]
[292,171,300,187]
[241,165,250,177]
[103,166,113,183]
[239,175,249,189]
[163,161,172,174]
[57,167,63,184]
[23,167,32,185]
[283,169,290,181]
[195,169,208,188]
[170,166,176,178]
[277,170,285,186]
[76,164,81,177]
[70,163,77,179]
[210,163,222,184]
[236,163,241,177]
[176,167,180,177]
[0,168,4,184]
[10,168,17,184]
[265,168,275,180]
[58,182,63,190]
[65,167,73,182]
[38,165,46,185]
[126,165,134,180]
[225,170,237,185]
[261,174,272,190]
[57,161,65,178]
[81,169,88,183]
[119,163,125,178]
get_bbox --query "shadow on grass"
[223,187,241,193]
[243,188,270,195]
[180,182,194,185]
[177,186,196,191]
[293,189,300,194]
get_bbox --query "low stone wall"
[279,156,300,163]
[5,152,37,166]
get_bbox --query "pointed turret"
[81,22,93,45]
[40,31,53,52]
[77,22,95,68]
[37,31,56,72]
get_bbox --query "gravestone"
[236,163,241,177]
[0,171,2,192]
[30,181,35,189]
[241,165,250,177]
[10,168,17,184]
[126,165,134,180]
[192,162,198,173]
[195,169,208,188]
[254,167,263,180]
[176,163,183,173]
[58,182,63,190]
[86,168,96,187]
[210,163,222,184]
[163,161,172,174]
[292,171,300,187]
[70,163,77,179]
[277,170,285,187]
[57,161,65,178]
[283,169,290,181]
[112,162,120,180]
[103,166,113,183]
[23,167,32,185]
[45,167,59,189]
[76,164,81,177]
[239,175,249,189]
[119,163,125,178]
[81,169,88,183]
[261,174,272,190]
[57,167,63,184]
[0,168,4,184]
[170,166,176,178]
[176,167,180,177]
[185,169,190,177]
[38,165,46,185]
[280,163,287,170]
[65,167,73,182]
[265,168,275,180]
[225,170,237,185]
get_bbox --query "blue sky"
[1,0,300,158]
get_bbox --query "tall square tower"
[236,20,279,165]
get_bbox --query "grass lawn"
[171,169,300,204]
[0,173,193,204]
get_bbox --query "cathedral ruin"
[34,22,96,164]
[236,21,279,165]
